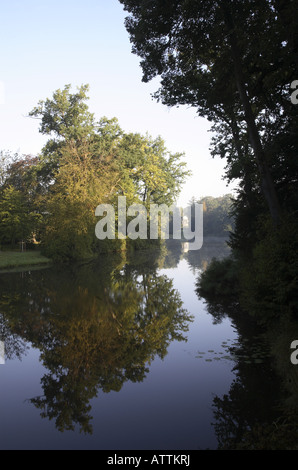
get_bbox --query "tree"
[41,142,118,260]
[29,84,96,186]
[118,0,298,226]
[117,132,190,207]
[29,83,94,141]
[28,85,190,260]
[0,152,44,247]
[0,186,36,246]
[28,85,119,259]
[0,151,19,187]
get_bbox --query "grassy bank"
[0,250,52,270]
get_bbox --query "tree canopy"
[0,84,190,260]
[119,0,298,226]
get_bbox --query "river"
[0,238,294,450]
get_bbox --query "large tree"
[28,85,190,259]
[29,85,123,259]
[118,0,297,226]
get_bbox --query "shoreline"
[0,250,52,272]
[0,236,230,273]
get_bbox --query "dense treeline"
[0,85,190,261]
[118,0,298,322]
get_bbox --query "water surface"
[0,239,285,449]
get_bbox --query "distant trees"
[190,195,234,238]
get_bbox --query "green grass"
[0,250,52,269]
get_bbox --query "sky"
[0,0,238,206]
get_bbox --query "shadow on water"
[0,246,193,435]
[192,242,298,450]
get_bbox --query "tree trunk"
[222,4,282,226]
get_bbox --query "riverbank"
[0,250,52,270]
[0,237,229,272]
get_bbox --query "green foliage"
[0,154,45,247]
[0,84,190,261]
[115,130,190,207]
[29,84,94,141]
[197,256,239,301]
[0,185,38,246]
[119,0,298,225]
[39,141,117,261]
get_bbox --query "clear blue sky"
[0,0,237,206]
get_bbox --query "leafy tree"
[29,84,96,186]
[117,132,190,207]
[118,0,298,226]
[0,151,20,187]
[0,154,57,248]
[29,84,95,141]
[0,185,38,246]
[27,85,190,260]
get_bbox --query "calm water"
[0,239,287,449]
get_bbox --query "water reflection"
[168,237,231,275]
[0,247,192,434]
[3,237,296,449]
[194,256,298,450]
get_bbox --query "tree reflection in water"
[0,248,192,434]
[195,259,298,450]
